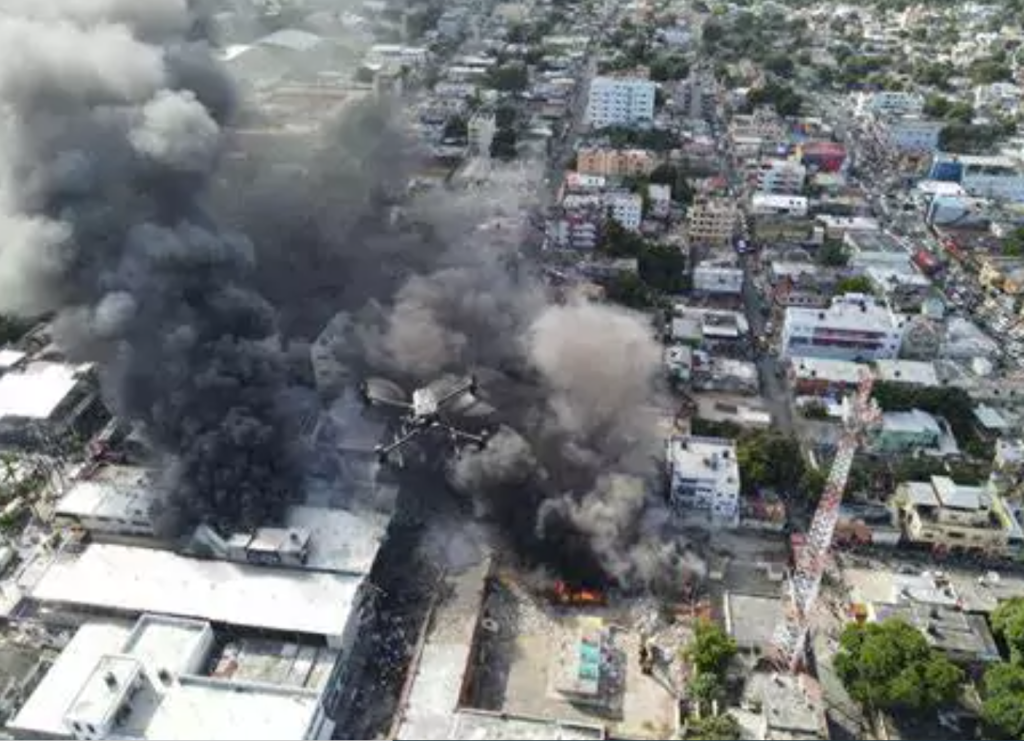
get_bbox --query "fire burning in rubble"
[552,580,605,607]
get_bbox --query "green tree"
[981,662,1024,740]
[970,57,1013,85]
[638,243,688,294]
[835,275,874,295]
[685,713,741,740]
[604,271,653,309]
[689,672,724,704]
[816,240,850,267]
[993,598,1024,666]
[683,619,737,677]
[835,619,964,712]
[1003,227,1024,258]
[490,127,517,159]
[922,94,951,119]
[737,431,805,495]
[486,63,529,92]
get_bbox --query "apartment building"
[693,257,744,295]
[575,147,657,177]
[687,198,738,245]
[750,193,809,218]
[856,91,924,117]
[781,294,907,361]
[584,76,656,128]
[755,159,807,194]
[606,193,644,231]
[896,475,1024,557]
[930,154,1024,202]
[666,436,741,525]
[871,115,944,153]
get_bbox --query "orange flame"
[553,580,604,605]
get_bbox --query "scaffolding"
[769,371,880,672]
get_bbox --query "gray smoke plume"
[335,164,700,590]
[0,0,299,534]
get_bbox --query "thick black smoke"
[0,0,300,534]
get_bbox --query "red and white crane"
[769,371,881,672]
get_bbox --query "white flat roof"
[143,677,320,741]
[285,505,387,575]
[10,622,130,739]
[0,348,26,369]
[0,361,82,420]
[790,356,866,383]
[751,193,809,208]
[55,466,158,522]
[873,359,939,386]
[31,544,361,639]
[11,614,325,741]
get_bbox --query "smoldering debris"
[0,1,300,533]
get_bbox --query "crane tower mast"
[769,371,881,672]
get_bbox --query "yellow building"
[978,256,1024,295]
[686,198,738,245]
[895,476,1022,556]
[575,148,657,178]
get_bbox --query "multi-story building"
[584,76,656,128]
[687,198,738,245]
[0,359,110,453]
[8,613,341,740]
[693,257,744,295]
[666,436,741,525]
[896,475,1024,557]
[575,148,656,178]
[929,154,1024,202]
[856,91,924,117]
[799,141,847,173]
[750,193,809,218]
[871,115,944,153]
[605,193,644,231]
[755,159,807,194]
[780,294,907,361]
[974,82,1022,116]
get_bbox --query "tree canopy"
[835,619,964,712]
[835,275,874,295]
[685,712,742,741]
[737,431,809,496]
[684,619,737,677]
[993,598,1024,666]
[981,662,1024,740]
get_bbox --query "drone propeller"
[360,377,411,409]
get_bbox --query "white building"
[605,192,644,231]
[750,193,809,218]
[974,82,1021,115]
[0,360,107,450]
[8,614,340,740]
[693,258,744,295]
[667,436,741,525]
[53,466,161,538]
[875,115,944,153]
[781,294,908,361]
[856,91,924,117]
[584,76,656,128]
[932,154,1024,203]
[756,160,807,194]
[647,183,672,218]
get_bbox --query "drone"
[359,374,493,465]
